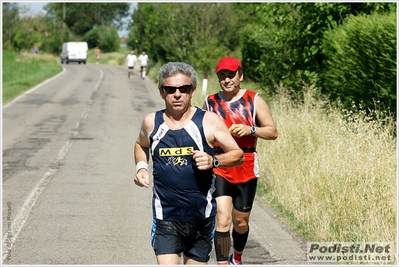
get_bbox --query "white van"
[60,42,88,64]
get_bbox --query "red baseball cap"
[215,57,242,73]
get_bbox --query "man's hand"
[192,150,213,170]
[134,169,150,188]
[229,123,251,137]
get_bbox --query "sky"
[17,2,136,37]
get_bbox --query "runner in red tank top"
[203,57,278,265]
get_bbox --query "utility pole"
[62,3,66,40]
[63,2,66,29]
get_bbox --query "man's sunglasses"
[162,84,192,94]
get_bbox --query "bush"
[40,31,63,54]
[97,25,120,53]
[242,22,285,95]
[84,28,100,49]
[85,25,120,52]
[321,12,396,114]
[12,27,35,51]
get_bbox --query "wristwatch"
[250,126,257,135]
[212,156,220,168]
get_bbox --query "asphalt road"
[2,63,307,265]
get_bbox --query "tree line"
[2,2,396,115]
[2,2,130,53]
[128,2,396,115]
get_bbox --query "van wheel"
[78,62,81,64]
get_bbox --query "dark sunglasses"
[162,84,192,94]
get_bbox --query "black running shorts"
[213,175,258,212]
[151,216,215,262]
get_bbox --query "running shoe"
[228,254,242,265]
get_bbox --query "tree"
[242,2,396,98]
[44,3,130,36]
[97,25,120,52]
[321,12,396,113]
[128,3,245,74]
[2,3,20,49]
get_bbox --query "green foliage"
[11,15,62,52]
[127,2,396,115]
[2,3,20,49]
[97,26,120,53]
[241,2,397,101]
[242,15,284,94]
[4,2,396,115]
[192,40,233,76]
[44,3,130,36]
[4,3,131,54]
[84,28,101,48]
[321,12,396,114]
[2,50,62,103]
[128,3,245,74]
[38,17,64,53]
[12,26,34,50]
[84,25,122,53]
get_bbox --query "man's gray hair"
[158,62,197,89]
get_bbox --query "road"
[2,63,307,265]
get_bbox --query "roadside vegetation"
[257,87,396,243]
[3,2,396,262]
[2,50,62,103]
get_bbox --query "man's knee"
[232,213,250,232]
[216,213,232,229]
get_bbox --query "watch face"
[250,126,256,134]
[213,156,220,167]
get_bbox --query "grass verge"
[2,50,63,103]
[258,85,396,246]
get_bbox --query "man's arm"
[228,96,278,140]
[193,111,244,170]
[251,96,278,140]
[210,111,244,167]
[134,113,155,188]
